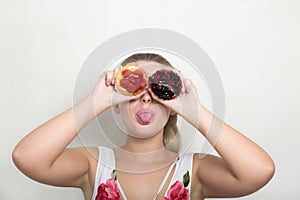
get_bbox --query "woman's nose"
[140,90,152,103]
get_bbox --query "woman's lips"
[136,109,154,125]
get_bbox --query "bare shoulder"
[192,153,215,180]
[192,152,231,186]
[192,153,221,174]
[191,153,223,198]
[190,153,212,199]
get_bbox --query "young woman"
[12,53,275,200]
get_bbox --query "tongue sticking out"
[136,110,154,125]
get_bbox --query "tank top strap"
[154,159,178,198]
[92,148,195,200]
[164,152,195,196]
[91,147,116,200]
[99,146,115,167]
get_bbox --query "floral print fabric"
[95,169,190,200]
[162,180,189,200]
[95,178,122,200]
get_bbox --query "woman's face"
[116,61,174,138]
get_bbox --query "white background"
[1,0,300,199]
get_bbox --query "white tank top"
[91,146,194,200]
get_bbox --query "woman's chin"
[124,119,167,139]
[126,127,162,139]
[126,132,157,139]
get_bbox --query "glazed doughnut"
[115,63,148,96]
[149,69,183,100]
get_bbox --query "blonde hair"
[121,53,181,152]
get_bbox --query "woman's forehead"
[133,61,174,74]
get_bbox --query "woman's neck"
[113,130,178,173]
[121,130,165,153]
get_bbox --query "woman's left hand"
[150,78,202,129]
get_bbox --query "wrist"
[91,93,110,116]
[196,104,213,135]
[177,100,204,131]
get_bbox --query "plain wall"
[1,0,300,199]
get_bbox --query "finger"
[113,65,121,75]
[148,88,168,105]
[105,70,115,86]
[129,90,147,101]
[148,87,181,115]
[112,90,147,106]
[97,72,105,83]
[183,78,195,93]
[112,65,121,85]
[129,62,138,66]
[174,70,186,94]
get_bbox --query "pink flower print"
[163,180,189,200]
[95,178,122,200]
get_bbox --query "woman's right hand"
[93,66,143,111]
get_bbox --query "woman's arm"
[151,78,275,197]
[194,103,275,198]
[12,68,134,189]
[12,93,107,188]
